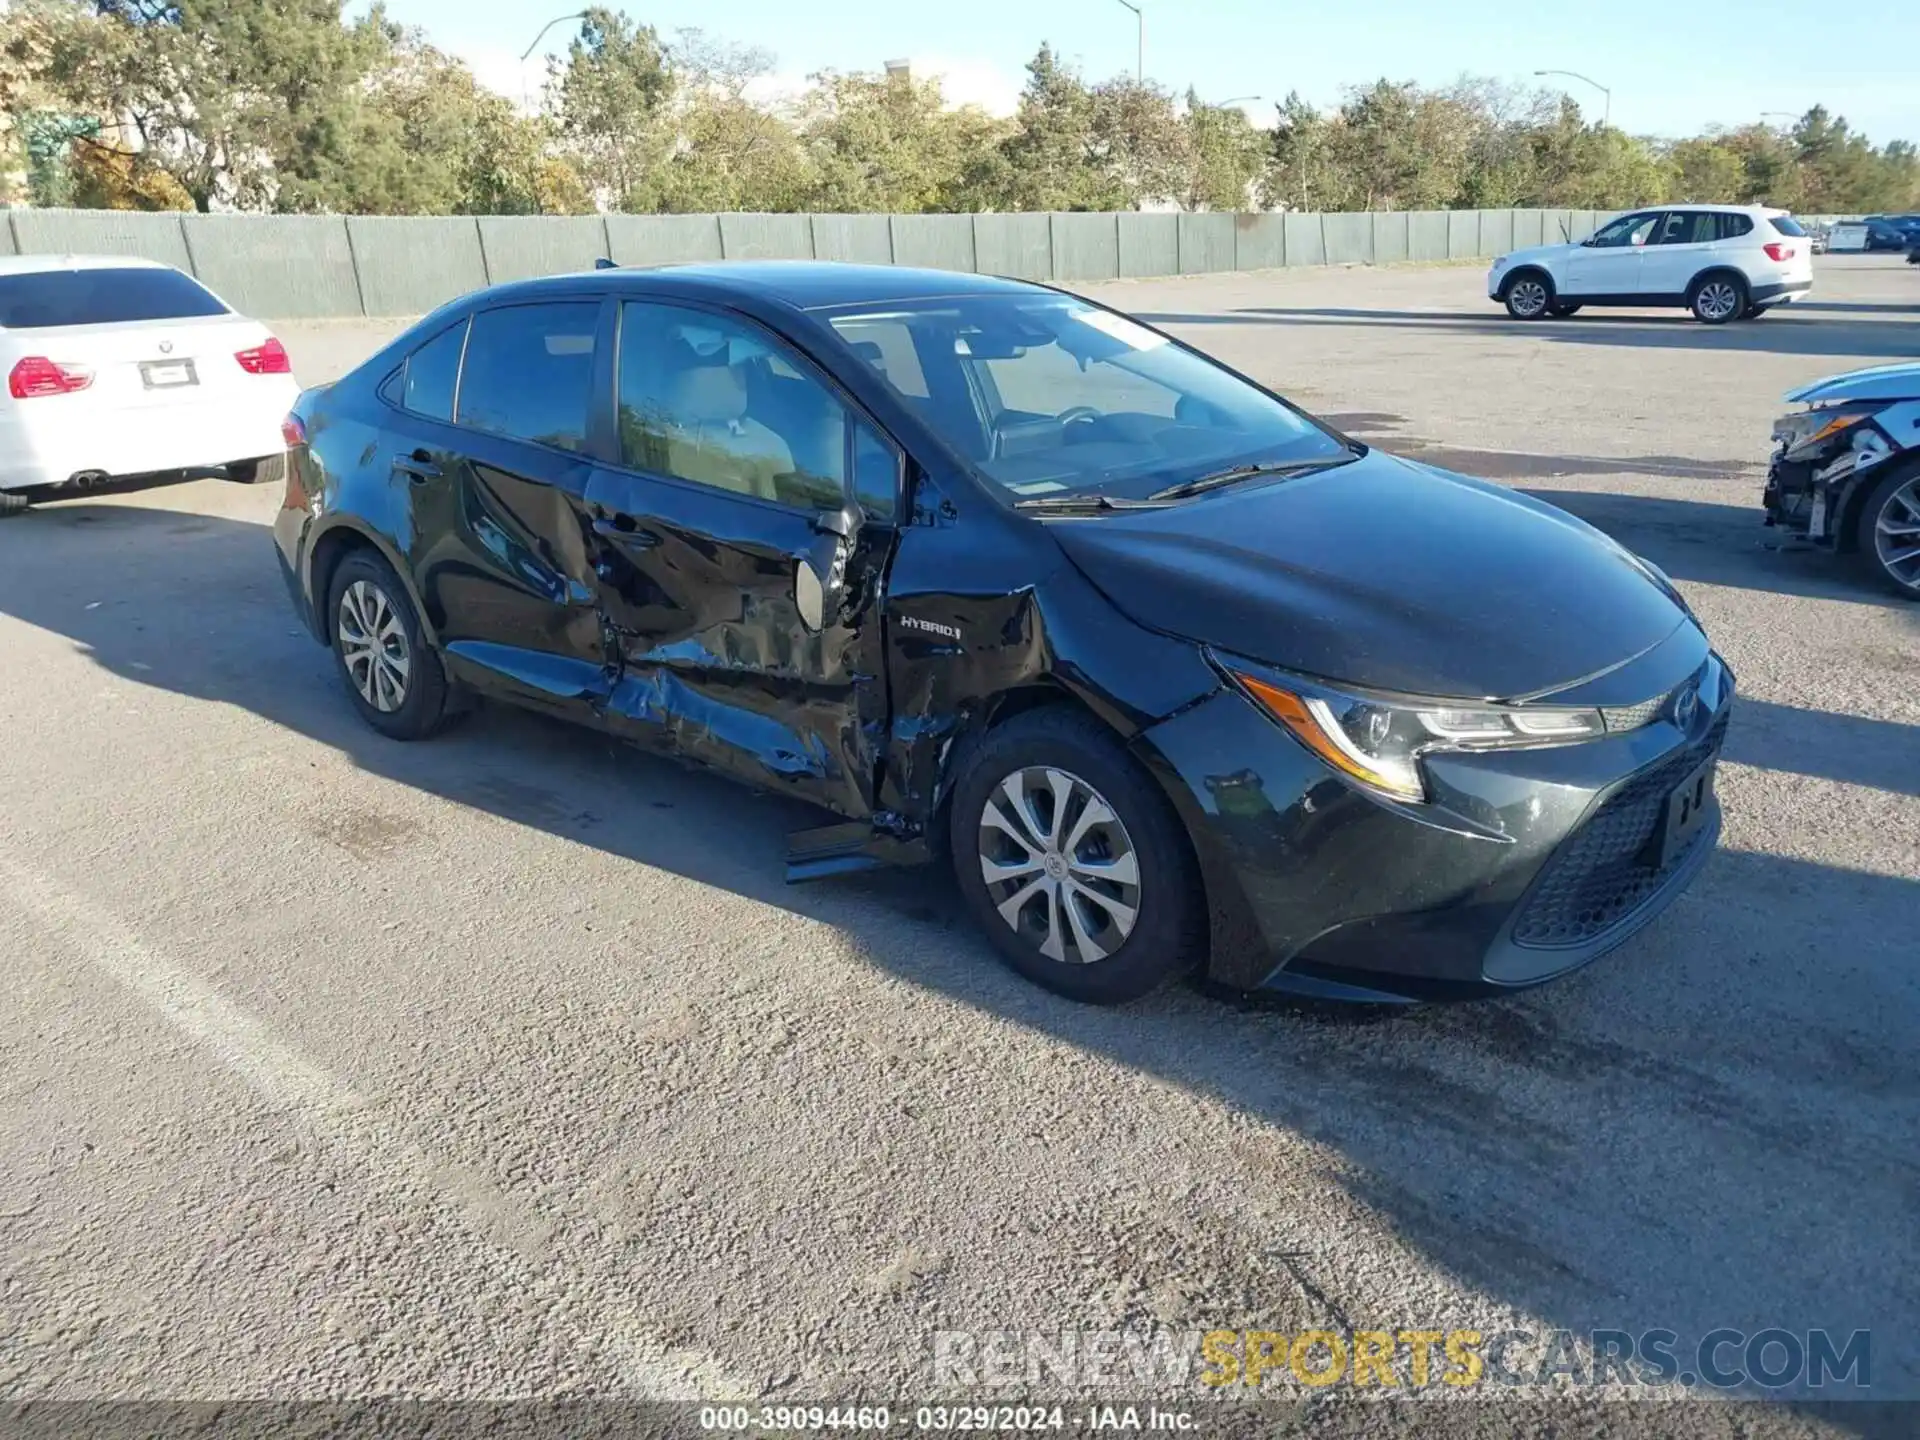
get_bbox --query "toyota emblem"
[1672,680,1700,731]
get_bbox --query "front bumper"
[1134,638,1734,1003]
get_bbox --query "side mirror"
[795,505,860,632]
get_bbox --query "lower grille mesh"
[1511,711,1730,949]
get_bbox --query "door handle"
[392,450,441,482]
[592,516,659,548]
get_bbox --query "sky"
[369,0,1919,145]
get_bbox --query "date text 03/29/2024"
[698,1406,1193,1432]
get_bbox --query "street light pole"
[521,11,589,112]
[1113,0,1143,83]
[1533,68,1610,129]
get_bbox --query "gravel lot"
[1,255,1915,1427]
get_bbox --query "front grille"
[1600,694,1667,731]
[1510,710,1730,949]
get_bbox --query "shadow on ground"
[2,496,1915,1414]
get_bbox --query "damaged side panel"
[876,504,1224,833]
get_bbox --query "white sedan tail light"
[9,355,94,399]
[235,337,291,375]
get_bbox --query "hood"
[1785,362,1920,406]
[1048,451,1687,701]
[1494,242,1573,269]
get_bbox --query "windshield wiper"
[1149,452,1359,502]
[1010,493,1171,513]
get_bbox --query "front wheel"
[1689,274,1747,324]
[1856,467,1920,599]
[326,550,457,739]
[1502,273,1553,319]
[948,707,1204,1004]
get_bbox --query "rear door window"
[455,302,599,452]
[0,267,228,329]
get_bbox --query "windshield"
[825,296,1347,503]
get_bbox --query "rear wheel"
[1689,273,1747,324]
[326,550,457,739]
[1742,302,1773,319]
[1546,300,1582,317]
[1856,467,1920,599]
[948,706,1204,1005]
[1502,272,1553,319]
[0,490,29,518]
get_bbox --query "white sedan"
[0,255,300,516]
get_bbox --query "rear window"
[0,267,228,329]
[1768,216,1808,237]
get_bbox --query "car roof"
[469,261,1049,314]
[0,253,176,276]
[1643,204,1787,216]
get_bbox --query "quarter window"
[455,302,599,452]
[396,319,467,422]
[617,301,852,510]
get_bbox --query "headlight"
[1774,405,1883,459]
[1232,671,1607,803]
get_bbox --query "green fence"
[1,207,1623,319]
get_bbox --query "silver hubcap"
[1698,281,1739,321]
[978,767,1142,965]
[338,580,411,713]
[1510,280,1547,316]
[1873,476,1920,590]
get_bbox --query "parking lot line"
[0,844,747,1401]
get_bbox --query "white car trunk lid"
[2,313,276,411]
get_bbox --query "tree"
[1178,94,1268,211]
[1666,136,1745,203]
[550,6,672,208]
[40,0,393,212]
[996,44,1125,211]
[336,35,588,215]
[1266,91,1337,210]
[1084,75,1186,208]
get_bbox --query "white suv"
[1488,205,1815,325]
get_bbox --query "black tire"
[1688,272,1747,324]
[325,549,457,739]
[1742,302,1773,319]
[230,454,286,486]
[1501,270,1554,320]
[1852,465,1920,600]
[0,490,29,518]
[947,705,1204,1004]
[1546,301,1582,317]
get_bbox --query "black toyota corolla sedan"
[273,262,1733,1006]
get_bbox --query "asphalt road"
[1,255,1915,1429]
